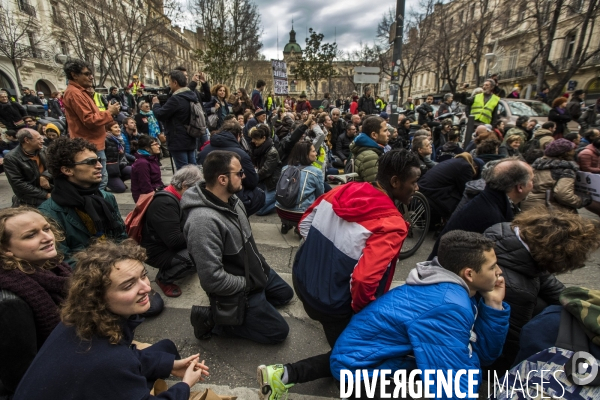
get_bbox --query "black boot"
[190,305,215,340]
[281,223,291,234]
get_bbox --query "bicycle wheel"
[398,191,430,260]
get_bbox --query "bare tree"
[0,1,46,89]
[469,0,502,85]
[193,0,263,87]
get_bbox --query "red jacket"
[63,82,114,150]
[350,101,358,115]
[295,100,311,113]
[578,144,600,173]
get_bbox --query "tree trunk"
[11,59,23,93]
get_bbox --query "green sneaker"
[257,364,294,400]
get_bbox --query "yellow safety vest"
[470,93,500,124]
[312,146,326,171]
[404,102,414,110]
[93,92,106,111]
[131,82,141,95]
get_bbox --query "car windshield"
[508,101,551,117]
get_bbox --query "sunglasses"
[73,157,101,166]
[222,170,245,178]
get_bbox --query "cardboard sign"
[574,171,600,201]
[272,60,288,95]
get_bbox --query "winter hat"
[574,89,584,96]
[380,112,389,120]
[299,92,307,99]
[45,123,60,134]
[544,138,575,157]
[254,109,266,118]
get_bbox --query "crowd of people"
[0,59,600,400]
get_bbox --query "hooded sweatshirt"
[293,182,407,315]
[180,182,269,296]
[330,258,510,397]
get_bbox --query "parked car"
[498,99,579,132]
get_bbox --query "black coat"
[3,146,51,206]
[336,132,353,161]
[278,123,309,165]
[417,103,434,125]
[20,94,42,106]
[418,157,475,219]
[141,191,185,271]
[483,222,565,372]
[104,136,127,178]
[358,95,377,115]
[0,101,26,131]
[48,98,63,119]
[330,119,347,153]
[251,140,281,191]
[153,89,198,152]
[428,186,515,259]
[548,108,572,136]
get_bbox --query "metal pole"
[390,0,406,111]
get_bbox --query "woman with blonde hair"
[0,207,70,397]
[13,240,209,400]
[484,207,600,373]
[203,83,230,131]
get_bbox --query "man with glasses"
[62,60,121,190]
[23,116,37,130]
[39,137,128,267]
[184,150,293,344]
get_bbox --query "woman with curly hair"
[483,207,600,374]
[13,240,209,400]
[0,207,70,397]
[233,87,254,115]
[203,84,230,131]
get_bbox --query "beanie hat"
[254,109,266,118]
[574,89,584,96]
[544,138,575,157]
[380,112,389,119]
[45,123,60,134]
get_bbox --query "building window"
[518,2,527,22]
[290,82,296,92]
[470,4,476,19]
[60,41,68,55]
[28,31,37,57]
[458,10,464,22]
[507,49,519,70]
[564,31,577,58]
[541,0,551,24]
[569,0,583,13]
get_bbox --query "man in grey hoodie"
[182,150,293,344]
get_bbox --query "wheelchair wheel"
[398,191,430,260]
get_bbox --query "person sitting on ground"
[135,101,162,139]
[39,137,127,266]
[350,116,389,182]
[184,150,294,344]
[0,208,71,398]
[131,135,165,202]
[521,138,591,213]
[249,124,281,216]
[432,118,453,151]
[104,121,132,194]
[499,135,522,158]
[548,97,572,139]
[529,121,556,151]
[483,209,600,373]
[436,130,464,162]
[197,119,264,216]
[2,130,19,157]
[42,123,60,147]
[412,135,436,176]
[475,138,504,164]
[330,230,510,397]
[465,125,497,153]
[141,166,203,298]
[493,120,505,141]
[503,116,530,147]
[418,153,483,224]
[428,158,534,259]
[564,131,581,147]
[577,136,600,174]
[275,141,324,234]
[0,90,27,132]
[278,114,314,165]
[336,123,357,163]
[258,149,421,400]
[4,128,52,207]
[577,128,600,156]
[12,240,209,400]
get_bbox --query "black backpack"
[185,102,206,138]
[276,165,307,209]
[521,137,541,154]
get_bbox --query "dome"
[283,27,302,54]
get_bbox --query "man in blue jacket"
[330,230,510,398]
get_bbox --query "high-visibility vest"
[312,146,326,172]
[93,92,106,111]
[131,82,142,95]
[470,93,500,124]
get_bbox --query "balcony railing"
[18,0,36,17]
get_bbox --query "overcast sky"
[254,0,416,60]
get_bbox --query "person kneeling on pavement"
[141,165,204,298]
[330,230,510,399]
[249,124,281,216]
[185,150,293,344]
[12,240,209,400]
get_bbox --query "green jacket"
[39,191,128,267]
[350,133,384,183]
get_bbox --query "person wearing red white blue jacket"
[257,149,422,400]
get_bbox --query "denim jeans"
[171,150,197,170]
[255,189,276,216]
[214,269,293,344]
[97,150,108,190]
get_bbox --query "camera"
[142,87,169,106]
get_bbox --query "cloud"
[254,0,405,60]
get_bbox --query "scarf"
[108,134,124,153]
[51,176,119,234]
[163,184,182,200]
[138,149,151,156]
[251,137,273,166]
[140,110,160,138]
[555,107,566,115]
[0,262,71,342]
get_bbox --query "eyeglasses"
[80,71,93,77]
[222,170,245,178]
[73,157,101,166]
[151,142,160,146]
